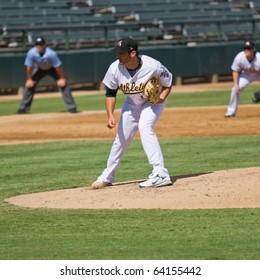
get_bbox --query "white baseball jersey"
[225,50,260,116]
[231,51,260,75]
[96,54,173,184]
[103,54,173,105]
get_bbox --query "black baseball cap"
[35,37,46,45]
[113,37,138,53]
[243,40,255,49]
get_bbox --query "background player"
[225,40,260,118]
[92,37,173,189]
[17,37,77,114]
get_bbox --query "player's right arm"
[231,53,242,94]
[24,49,35,88]
[102,63,119,129]
[105,86,118,129]
[232,71,240,94]
[106,97,116,129]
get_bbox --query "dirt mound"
[6,167,260,210]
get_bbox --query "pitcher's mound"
[5,167,260,210]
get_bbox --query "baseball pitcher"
[92,37,173,189]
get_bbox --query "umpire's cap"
[243,40,255,49]
[35,37,46,45]
[113,37,138,53]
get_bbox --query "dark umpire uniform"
[17,37,77,114]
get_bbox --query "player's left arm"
[51,50,66,87]
[158,86,172,103]
[157,64,173,103]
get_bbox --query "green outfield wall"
[0,42,243,90]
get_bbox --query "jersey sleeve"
[51,50,62,68]
[157,63,173,87]
[102,63,119,90]
[24,50,34,67]
[231,53,242,72]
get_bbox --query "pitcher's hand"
[107,117,116,129]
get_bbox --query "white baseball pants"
[98,98,170,183]
[226,72,260,116]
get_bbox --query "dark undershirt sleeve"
[105,86,118,97]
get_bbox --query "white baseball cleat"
[224,113,235,118]
[139,174,172,188]
[91,180,112,189]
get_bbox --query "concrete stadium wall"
[0,42,242,90]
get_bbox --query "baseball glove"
[252,90,260,103]
[144,78,161,104]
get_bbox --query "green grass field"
[0,84,260,260]
[0,83,259,115]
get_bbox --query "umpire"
[17,37,77,114]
